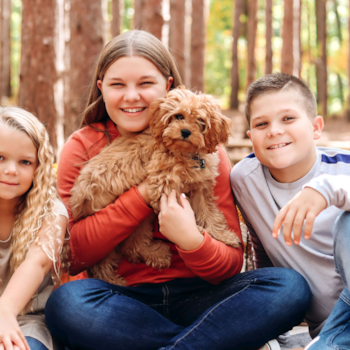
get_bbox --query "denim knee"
[273,268,311,311]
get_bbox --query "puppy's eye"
[197,118,205,131]
[175,114,184,120]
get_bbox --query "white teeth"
[269,143,289,149]
[122,107,144,113]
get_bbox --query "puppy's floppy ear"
[149,97,166,141]
[202,96,232,153]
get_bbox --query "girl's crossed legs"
[46,267,310,350]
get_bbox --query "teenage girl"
[46,30,310,350]
[0,107,68,350]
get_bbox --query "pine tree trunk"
[230,0,244,109]
[134,0,163,40]
[169,0,186,82]
[265,0,273,75]
[111,0,123,37]
[0,0,11,99]
[281,0,293,75]
[190,0,206,92]
[292,0,302,77]
[246,0,258,88]
[18,0,58,147]
[315,0,327,117]
[133,0,145,30]
[65,0,104,138]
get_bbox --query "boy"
[230,73,350,339]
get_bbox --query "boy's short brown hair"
[245,72,317,126]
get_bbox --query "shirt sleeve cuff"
[177,232,213,262]
[119,186,154,223]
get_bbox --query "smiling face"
[0,127,38,204]
[97,56,173,137]
[247,90,323,183]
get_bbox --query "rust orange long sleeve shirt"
[57,120,243,286]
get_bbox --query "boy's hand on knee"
[272,188,327,246]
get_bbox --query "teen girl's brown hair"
[245,73,317,126]
[81,30,183,140]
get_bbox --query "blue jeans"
[26,337,48,350]
[45,267,310,350]
[307,211,350,350]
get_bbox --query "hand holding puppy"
[272,187,327,246]
[159,190,204,251]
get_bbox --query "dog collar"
[192,153,206,169]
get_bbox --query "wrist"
[177,229,204,251]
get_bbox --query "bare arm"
[0,216,67,350]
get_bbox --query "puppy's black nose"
[181,129,191,138]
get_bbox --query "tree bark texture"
[169,0,186,82]
[111,0,123,37]
[18,0,57,147]
[0,0,11,98]
[265,0,273,75]
[246,0,258,88]
[133,0,144,31]
[281,0,293,75]
[230,0,244,109]
[315,0,327,117]
[133,0,163,40]
[66,0,104,137]
[292,0,301,77]
[190,0,206,92]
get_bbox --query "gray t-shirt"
[0,198,68,350]
[230,147,350,337]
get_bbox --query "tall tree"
[191,0,206,92]
[265,0,273,75]
[65,0,104,138]
[230,0,244,109]
[133,0,145,31]
[133,0,163,40]
[246,0,258,87]
[281,0,293,75]
[18,0,58,147]
[0,0,11,100]
[111,0,123,37]
[292,0,302,77]
[281,0,301,76]
[169,0,186,82]
[315,0,328,117]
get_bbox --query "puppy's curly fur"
[70,87,241,286]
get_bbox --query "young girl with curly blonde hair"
[46,30,310,350]
[0,107,68,350]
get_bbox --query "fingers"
[304,211,317,240]
[179,193,190,210]
[18,331,29,350]
[9,334,26,350]
[3,337,13,350]
[272,206,287,238]
[160,192,168,212]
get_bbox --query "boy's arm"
[0,216,67,350]
[273,175,350,246]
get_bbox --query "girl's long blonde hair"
[0,107,62,312]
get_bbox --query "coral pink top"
[57,120,243,286]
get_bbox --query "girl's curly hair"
[0,106,63,313]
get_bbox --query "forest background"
[1,0,350,155]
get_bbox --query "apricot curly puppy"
[70,87,241,286]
